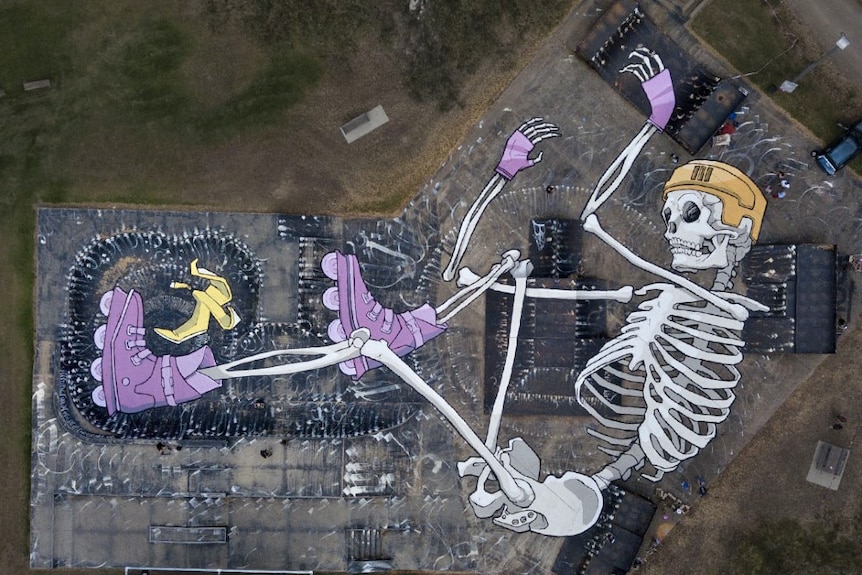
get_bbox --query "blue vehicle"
[813,120,862,175]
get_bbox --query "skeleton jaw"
[669,230,735,272]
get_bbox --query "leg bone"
[436,250,519,324]
[199,329,369,380]
[359,337,534,507]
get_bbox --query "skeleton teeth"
[669,237,704,255]
[671,246,702,256]
[669,237,701,249]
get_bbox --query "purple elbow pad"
[642,69,675,131]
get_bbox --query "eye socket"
[662,208,671,224]
[682,201,701,223]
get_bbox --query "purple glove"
[495,131,541,180]
[641,68,675,131]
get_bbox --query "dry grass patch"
[691,0,862,168]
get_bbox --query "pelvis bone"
[458,437,604,537]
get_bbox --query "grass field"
[691,0,862,160]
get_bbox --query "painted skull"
[662,190,743,272]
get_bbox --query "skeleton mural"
[575,50,768,489]
[197,118,628,537]
[59,46,768,542]
[579,158,767,488]
[417,48,766,534]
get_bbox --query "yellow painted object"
[155,259,241,343]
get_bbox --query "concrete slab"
[807,440,851,490]
[340,105,389,144]
[23,79,51,91]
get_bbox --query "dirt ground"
[61,9,544,218]
[639,317,862,574]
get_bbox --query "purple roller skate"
[90,287,222,415]
[320,251,447,379]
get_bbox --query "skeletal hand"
[620,47,665,82]
[494,117,560,180]
[621,47,675,130]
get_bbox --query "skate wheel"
[99,290,113,316]
[338,360,357,376]
[90,357,103,382]
[328,319,347,343]
[322,286,340,311]
[91,385,107,408]
[94,324,107,350]
[321,252,339,280]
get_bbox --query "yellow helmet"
[663,160,767,242]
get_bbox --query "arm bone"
[581,122,657,220]
[436,250,519,324]
[485,261,531,450]
[457,267,633,303]
[443,175,507,282]
[199,331,367,380]
[583,214,749,321]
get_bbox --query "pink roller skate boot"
[320,251,447,379]
[90,287,223,415]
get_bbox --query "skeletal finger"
[627,48,651,63]
[628,48,655,75]
[517,116,546,132]
[524,123,560,142]
[531,121,559,132]
[523,121,557,135]
[530,130,560,145]
[620,64,647,82]
[643,59,655,77]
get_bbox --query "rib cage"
[575,283,745,477]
